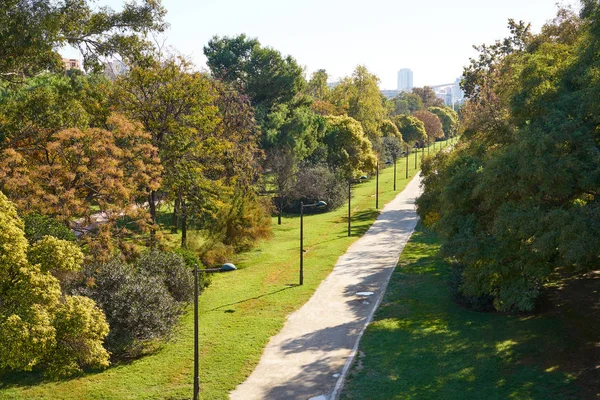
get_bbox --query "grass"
[0,139,455,400]
[340,225,596,400]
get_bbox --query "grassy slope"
[0,140,454,400]
[340,227,585,400]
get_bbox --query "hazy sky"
[66,0,580,89]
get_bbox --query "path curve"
[230,174,422,400]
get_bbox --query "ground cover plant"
[0,142,450,399]
[340,226,598,400]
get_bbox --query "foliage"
[388,91,423,116]
[323,115,377,179]
[381,136,403,162]
[0,191,109,378]
[307,69,330,100]
[28,235,84,275]
[330,65,386,145]
[23,213,76,244]
[204,34,305,113]
[379,119,402,141]
[413,110,444,141]
[393,114,426,145]
[211,188,273,251]
[0,0,166,79]
[288,164,348,212]
[428,106,459,138]
[77,249,202,355]
[412,86,444,108]
[113,56,225,246]
[417,6,600,312]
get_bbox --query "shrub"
[22,212,77,243]
[199,241,234,268]
[77,259,183,355]
[287,165,347,213]
[448,262,495,312]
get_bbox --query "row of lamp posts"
[192,136,457,398]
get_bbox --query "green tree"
[323,115,376,179]
[389,92,423,116]
[0,0,166,79]
[412,86,444,108]
[417,6,600,312]
[330,66,386,145]
[307,69,330,100]
[429,106,459,138]
[0,191,109,378]
[393,114,426,145]
[204,34,305,114]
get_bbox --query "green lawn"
[0,140,453,400]
[340,226,589,400]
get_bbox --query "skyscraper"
[397,68,413,92]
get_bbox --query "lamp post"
[193,264,199,400]
[405,146,409,179]
[300,200,327,285]
[392,158,397,191]
[348,176,367,236]
[375,159,379,209]
[414,144,418,169]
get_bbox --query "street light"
[348,176,367,236]
[375,159,379,209]
[386,159,395,191]
[300,200,327,285]
[414,144,418,169]
[405,146,409,179]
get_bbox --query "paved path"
[230,174,422,400]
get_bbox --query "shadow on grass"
[205,285,296,313]
[341,228,593,400]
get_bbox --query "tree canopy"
[393,114,426,145]
[417,5,600,312]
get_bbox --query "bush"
[449,262,495,312]
[23,213,77,243]
[286,164,347,213]
[75,250,205,356]
[212,189,272,251]
[199,241,234,268]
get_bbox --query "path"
[230,174,423,400]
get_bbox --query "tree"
[429,106,459,138]
[323,116,376,179]
[413,110,444,142]
[393,114,426,145]
[0,112,161,252]
[412,86,444,108]
[417,6,600,312]
[0,0,167,79]
[389,92,423,116]
[113,57,226,246]
[0,191,109,378]
[307,69,330,100]
[204,34,305,114]
[330,66,386,146]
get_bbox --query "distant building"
[62,58,81,71]
[103,59,129,80]
[380,89,401,99]
[397,68,413,92]
[430,77,465,108]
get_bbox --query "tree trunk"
[171,194,180,233]
[181,199,187,248]
[149,190,157,246]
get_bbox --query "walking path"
[230,174,422,400]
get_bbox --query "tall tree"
[413,110,444,142]
[330,66,386,145]
[204,34,305,115]
[113,57,223,246]
[323,115,376,179]
[389,92,423,116]
[307,69,330,100]
[0,0,167,79]
[429,106,459,138]
[393,114,426,145]
[412,86,445,108]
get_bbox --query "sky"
[65,0,580,89]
